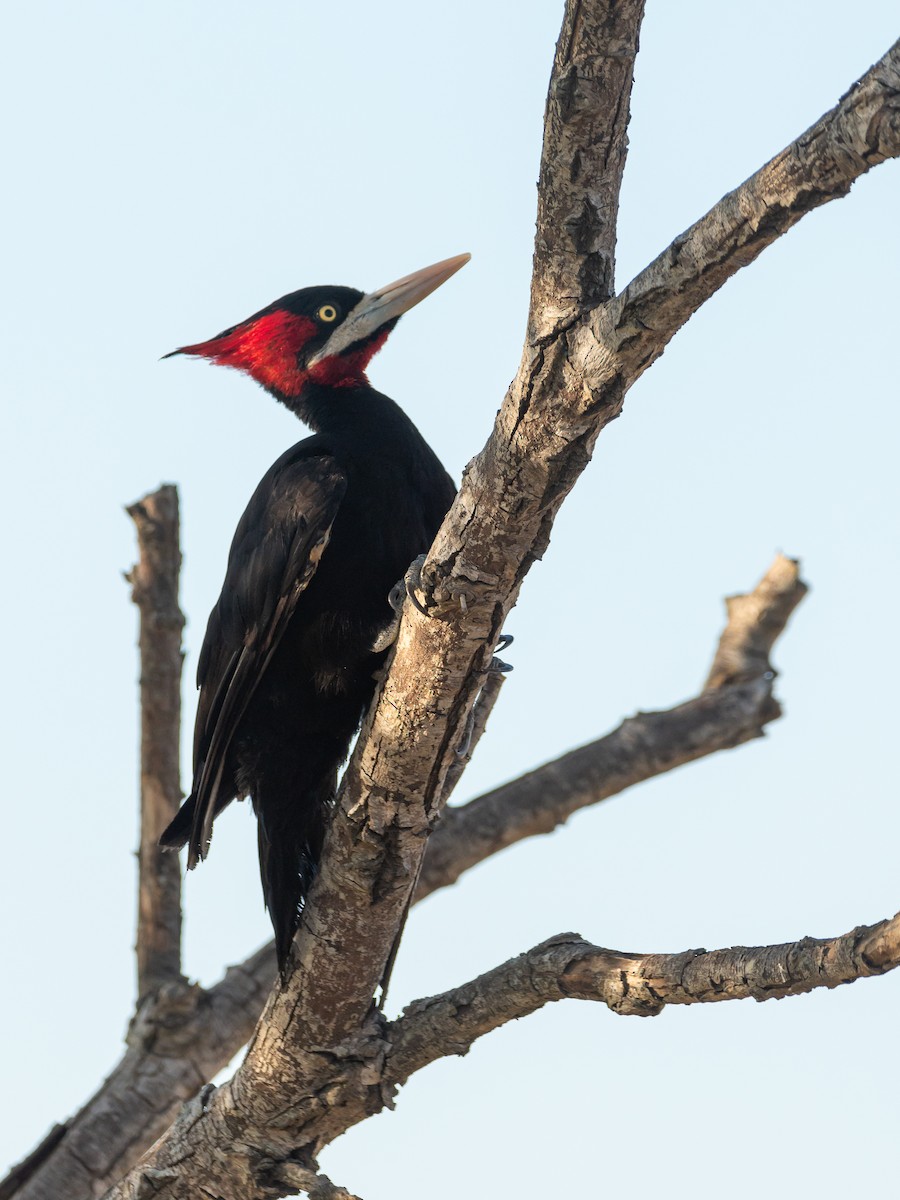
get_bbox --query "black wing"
[186,450,347,868]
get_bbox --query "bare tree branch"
[104,910,900,1197]
[421,680,772,898]
[418,555,805,899]
[126,484,186,997]
[704,554,808,690]
[531,0,646,335]
[386,912,900,1082]
[311,42,900,1035]
[587,39,900,391]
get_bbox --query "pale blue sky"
[1,4,898,1197]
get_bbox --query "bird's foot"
[402,554,483,618]
[371,556,431,651]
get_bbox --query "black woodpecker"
[159,254,468,977]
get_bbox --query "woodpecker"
[159,254,467,977]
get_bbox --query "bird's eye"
[317,304,339,323]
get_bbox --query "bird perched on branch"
[159,254,467,977]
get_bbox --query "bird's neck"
[274,380,408,441]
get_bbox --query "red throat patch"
[307,327,391,388]
[177,311,318,396]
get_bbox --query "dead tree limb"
[600,38,900,391]
[108,911,900,1198]
[386,911,900,1081]
[531,0,647,335]
[126,485,186,997]
[418,555,805,899]
[704,554,808,690]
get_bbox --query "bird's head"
[165,253,470,398]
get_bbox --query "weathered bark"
[530,0,646,335]
[704,555,809,690]
[265,1168,362,1200]
[108,910,900,1200]
[126,485,186,997]
[387,910,900,1077]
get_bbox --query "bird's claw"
[388,579,406,614]
[404,553,432,616]
[377,554,433,650]
[488,632,514,674]
[455,707,477,758]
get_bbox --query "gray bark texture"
[126,485,186,999]
[3,5,899,1200]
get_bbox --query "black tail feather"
[256,776,331,980]
[158,793,197,851]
